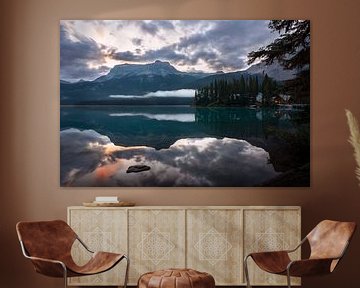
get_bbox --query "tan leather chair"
[16,220,129,288]
[244,220,356,288]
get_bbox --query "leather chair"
[16,220,129,288]
[244,220,356,288]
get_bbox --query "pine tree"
[262,74,270,106]
[248,20,310,103]
[214,79,218,101]
[195,75,277,107]
[255,76,259,95]
[240,75,245,94]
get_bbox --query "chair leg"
[62,264,68,288]
[123,255,130,288]
[244,255,252,288]
[286,269,291,288]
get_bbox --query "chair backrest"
[16,220,77,261]
[307,220,356,261]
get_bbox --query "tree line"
[194,74,278,107]
[196,20,310,107]
[248,20,310,104]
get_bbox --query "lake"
[60,105,310,187]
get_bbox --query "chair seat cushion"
[67,252,124,276]
[138,268,215,288]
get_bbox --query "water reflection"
[61,128,279,187]
[60,106,303,148]
[60,105,310,186]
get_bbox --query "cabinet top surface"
[68,205,301,210]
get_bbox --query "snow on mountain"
[245,61,297,81]
[95,60,183,82]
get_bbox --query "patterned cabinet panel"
[68,208,127,286]
[128,209,186,284]
[187,209,243,285]
[243,209,301,286]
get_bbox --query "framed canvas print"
[60,20,310,187]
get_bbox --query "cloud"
[60,128,113,184]
[106,20,274,72]
[142,45,186,62]
[140,21,159,35]
[172,20,275,71]
[132,38,143,46]
[60,128,279,187]
[110,50,141,62]
[152,20,175,30]
[139,20,175,35]
[60,23,110,81]
[61,20,276,81]
[108,45,187,64]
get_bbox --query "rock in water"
[126,165,151,173]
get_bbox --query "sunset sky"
[60,20,276,82]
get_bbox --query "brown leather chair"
[16,220,129,288]
[244,220,356,288]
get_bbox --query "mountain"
[95,60,183,82]
[245,60,296,81]
[60,60,296,105]
[191,71,266,88]
[61,61,200,104]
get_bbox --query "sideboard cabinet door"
[128,209,186,284]
[68,208,127,286]
[243,208,301,286]
[187,209,243,285]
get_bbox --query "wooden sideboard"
[67,206,301,286]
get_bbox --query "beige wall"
[1,0,360,287]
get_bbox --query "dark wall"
[1,0,360,287]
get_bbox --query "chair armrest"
[76,236,94,253]
[247,250,290,259]
[26,255,65,266]
[287,258,336,277]
[285,237,307,253]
